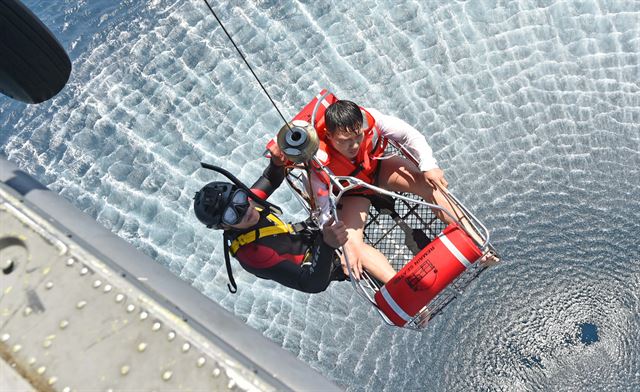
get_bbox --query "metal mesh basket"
[361,190,492,328]
[363,192,446,272]
[283,145,498,329]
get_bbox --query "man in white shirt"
[319,100,462,282]
[273,99,477,284]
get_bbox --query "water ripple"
[2,0,639,390]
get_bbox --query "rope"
[202,0,291,131]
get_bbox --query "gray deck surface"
[0,157,340,392]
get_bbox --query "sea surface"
[2,0,639,390]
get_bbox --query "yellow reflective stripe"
[229,213,294,255]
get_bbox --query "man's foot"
[478,251,500,267]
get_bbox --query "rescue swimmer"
[193,160,348,293]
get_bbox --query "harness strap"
[223,232,238,293]
[229,213,295,254]
[350,164,365,177]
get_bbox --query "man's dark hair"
[324,100,363,135]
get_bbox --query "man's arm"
[368,108,438,170]
[249,158,286,200]
[369,108,448,188]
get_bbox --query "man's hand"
[321,216,348,249]
[339,243,364,280]
[423,168,448,189]
[267,142,288,166]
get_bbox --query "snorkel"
[198,162,285,294]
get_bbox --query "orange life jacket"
[266,89,388,186]
[314,108,388,185]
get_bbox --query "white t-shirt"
[367,108,438,172]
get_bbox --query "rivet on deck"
[48,376,58,385]
[167,331,176,341]
[137,342,147,352]
[139,311,148,321]
[196,357,206,368]
[23,306,33,316]
[212,367,221,378]
[59,320,69,329]
[28,357,36,365]
[62,386,71,392]
[103,284,113,293]
[45,281,54,290]
[181,342,190,353]
[152,322,161,331]
[12,344,22,353]
[76,300,87,309]
[80,267,88,276]
[227,379,236,390]
[37,366,46,375]
[115,294,125,303]
[1,333,10,342]
[43,339,53,348]
[126,304,136,313]
[66,258,75,267]
[121,365,130,376]
[93,280,102,288]
[3,258,13,269]
[162,370,173,381]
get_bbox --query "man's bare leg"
[337,196,397,284]
[358,244,397,283]
[376,156,487,248]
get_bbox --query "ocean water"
[2,0,639,390]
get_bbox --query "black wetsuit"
[225,161,345,293]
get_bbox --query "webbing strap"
[230,214,294,254]
[223,232,237,293]
[259,224,294,238]
[315,92,331,108]
[230,231,257,254]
